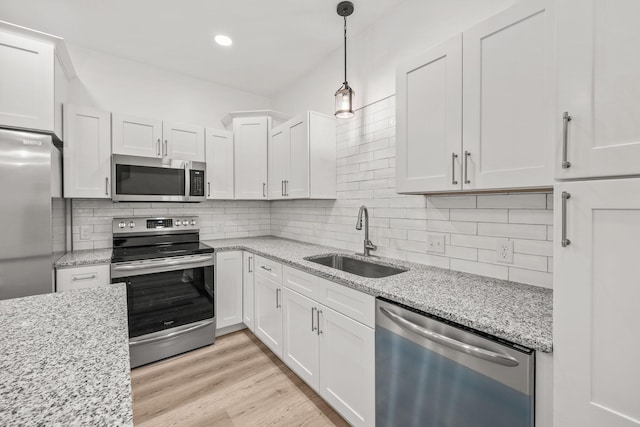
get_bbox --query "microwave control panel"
[190,170,205,197]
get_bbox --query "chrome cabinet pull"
[285,180,289,196]
[379,306,519,367]
[207,182,211,197]
[72,274,96,281]
[164,140,168,157]
[561,191,571,247]
[263,182,266,198]
[464,151,471,184]
[248,256,253,273]
[260,265,272,272]
[105,177,109,195]
[562,112,572,169]
[156,138,161,156]
[451,153,459,185]
[276,288,281,308]
[311,307,317,332]
[282,180,285,196]
[317,309,323,335]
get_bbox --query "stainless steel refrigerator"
[0,128,61,300]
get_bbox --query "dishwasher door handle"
[379,306,519,367]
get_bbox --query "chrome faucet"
[355,205,377,257]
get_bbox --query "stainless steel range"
[110,216,215,368]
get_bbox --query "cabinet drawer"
[283,265,321,301]
[316,277,375,328]
[254,255,282,283]
[56,264,110,292]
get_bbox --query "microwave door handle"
[378,306,519,367]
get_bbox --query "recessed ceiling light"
[214,35,233,47]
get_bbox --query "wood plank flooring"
[131,329,350,427]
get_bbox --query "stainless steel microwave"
[112,155,206,202]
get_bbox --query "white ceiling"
[0,0,405,97]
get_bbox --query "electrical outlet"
[496,240,514,264]
[79,226,91,241]
[426,233,446,254]
[216,222,224,232]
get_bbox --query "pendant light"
[335,1,355,119]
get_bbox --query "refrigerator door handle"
[378,306,519,367]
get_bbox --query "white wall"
[272,0,517,115]
[67,44,271,128]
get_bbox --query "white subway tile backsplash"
[477,194,547,209]
[478,222,548,240]
[450,208,508,223]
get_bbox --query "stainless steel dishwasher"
[376,298,535,427]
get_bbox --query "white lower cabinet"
[282,287,320,390]
[254,273,283,358]
[242,252,255,331]
[215,251,243,331]
[56,264,110,292]
[318,305,375,427]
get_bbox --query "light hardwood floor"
[131,329,350,427]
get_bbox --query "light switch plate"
[426,233,446,254]
[496,240,514,264]
[79,226,91,241]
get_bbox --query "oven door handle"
[129,319,215,346]
[378,306,519,367]
[112,255,214,272]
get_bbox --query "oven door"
[111,254,214,339]
[112,155,193,202]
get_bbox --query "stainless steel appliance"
[0,129,62,300]
[110,216,215,368]
[112,154,206,202]
[376,298,535,427]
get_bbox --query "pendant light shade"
[335,1,355,119]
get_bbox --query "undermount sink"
[305,254,408,278]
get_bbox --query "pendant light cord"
[343,16,348,84]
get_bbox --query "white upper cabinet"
[234,117,269,200]
[112,113,163,158]
[112,114,204,161]
[554,179,640,427]
[163,121,205,162]
[205,128,234,199]
[269,124,289,200]
[0,26,71,140]
[63,104,111,198]
[396,34,463,193]
[396,0,554,194]
[556,0,640,179]
[268,111,336,200]
[463,0,554,190]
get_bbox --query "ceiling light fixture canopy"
[335,1,355,119]
[214,34,233,46]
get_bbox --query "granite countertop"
[0,284,133,426]
[55,248,113,268]
[203,237,553,353]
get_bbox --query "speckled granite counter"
[203,237,553,353]
[54,248,113,268]
[0,284,132,426]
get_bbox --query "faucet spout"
[355,206,376,256]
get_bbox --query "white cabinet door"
[282,287,320,391]
[242,252,255,332]
[269,124,288,200]
[164,122,205,162]
[463,0,554,190]
[234,117,268,200]
[56,264,110,292]
[206,128,234,199]
[0,32,54,133]
[215,251,243,330]
[112,113,162,158]
[63,105,111,198]
[254,274,283,358]
[319,306,375,427]
[554,179,640,427]
[396,34,462,193]
[556,0,640,179]
[287,115,310,199]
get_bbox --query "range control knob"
[118,222,126,229]
[175,220,181,226]
[129,221,135,228]
[190,220,196,226]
